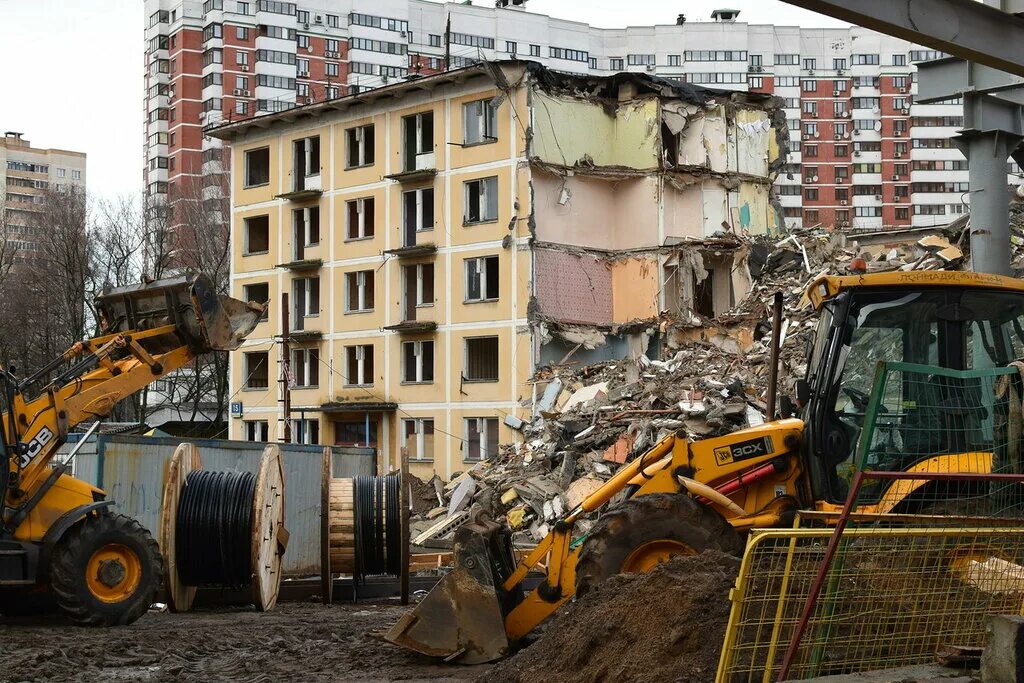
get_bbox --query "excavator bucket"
[385,517,522,664]
[95,273,265,352]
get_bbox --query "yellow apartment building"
[208,60,784,480]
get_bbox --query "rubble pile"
[408,217,1016,550]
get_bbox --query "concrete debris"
[408,213,1024,550]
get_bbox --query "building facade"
[143,2,1019,233]
[0,132,87,258]
[209,61,783,477]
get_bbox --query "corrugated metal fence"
[63,435,375,577]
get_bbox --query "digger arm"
[0,273,265,533]
[501,433,679,640]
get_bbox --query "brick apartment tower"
[144,2,1019,234]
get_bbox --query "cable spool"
[320,449,406,603]
[159,443,287,612]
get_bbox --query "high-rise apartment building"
[0,132,87,259]
[208,62,782,476]
[143,2,1020,233]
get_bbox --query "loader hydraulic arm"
[0,273,264,534]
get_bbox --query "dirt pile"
[485,550,739,683]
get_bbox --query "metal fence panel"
[73,434,374,577]
[716,526,1024,682]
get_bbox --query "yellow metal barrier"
[716,526,1024,682]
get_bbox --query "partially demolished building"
[210,59,786,479]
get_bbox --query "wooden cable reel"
[159,442,287,612]
[321,448,407,604]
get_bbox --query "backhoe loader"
[387,269,1024,664]
[0,273,264,625]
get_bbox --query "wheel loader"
[386,269,1024,664]
[0,274,264,624]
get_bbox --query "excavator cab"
[801,273,1024,506]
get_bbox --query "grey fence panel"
[75,435,374,577]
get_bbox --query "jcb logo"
[713,436,773,466]
[17,427,54,469]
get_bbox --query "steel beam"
[780,0,1024,77]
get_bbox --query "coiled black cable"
[177,470,257,588]
[352,474,403,582]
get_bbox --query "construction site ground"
[0,600,489,683]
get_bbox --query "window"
[345,271,374,312]
[344,345,374,386]
[465,418,499,461]
[463,98,498,145]
[57,168,66,178]
[893,76,909,89]
[748,77,763,89]
[403,419,435,461]
[627,54,655,66]
[684,50,748,62]
[243,215,269,254]
[465,255,499,302]
[464,177,498,224]
[404,263,434,310]
[346,124,374,167]
[429,34,442,47]
[892,54,907,66]
[402,340,434,383]
[292,347,320,387]
[855,206,883,217]
[326,62,340,78]
[803,101,817,115]
[668,54,681,66]
[350,37,407,55]
[327,13,339,27]
[749,54,763,67]
[235,75,248,90]
[895,207,909,220]
[403,188,434,237]
[296,9,308,22]
[549,46,589,62]
[835,187,849,201]
[529,44,540,57]
[803,144,818,158]
[297,82,310,98]
[803,122,818,136]
[804,188,819,201]
[245,420,269,441]
[776,77,799,87]
[325,38,340,54]
[236,25,249,40]
[505,40,517,54]
[235,100,248,116]
[853,76,879,88]
[202,48,223,66]
[835,166,849,180]
[256,48,295,64]
[802,80,817,92]
[804,209,819,223]
[297,34,310,49]
[402,112,434,171]
[833,101,848,117]
[833,58,847,71]
[610,57,623,70]
[775,54,799,65]
[464,337,498,382]
[242,282,270,319]
[345,197,375,240]
[244,147,269,186]
[203,22,223,41]
[834,79,848,91]
[244,351,269,389]
[293,419,319,445]
[291,136,319,190]
[335,421,377,447]
[292,276,320,327]
[292,206,320,259]
[803,58,816,71]
[852,53,880,65]
[257,0,295,14]
[257,74,296,89]
[854,118,877,131]
[237,50,249,66]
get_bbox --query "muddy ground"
[0,600,489,683]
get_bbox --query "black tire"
[50,513,163,626]
[575,493,743,596]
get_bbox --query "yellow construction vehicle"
[0,274,263,624]
[387,269,1024,663]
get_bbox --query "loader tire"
[50,513,163,626]
[575,493,742,596]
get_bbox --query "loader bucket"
[95,273,266,352]
[385,518,521,664]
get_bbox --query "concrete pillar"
[961,130,1020,275]
[982,614,1024,682]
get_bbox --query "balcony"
[383,320,437,333]
[276,173,322,201]
[276,257,322,271]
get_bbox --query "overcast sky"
[0,0,846,201]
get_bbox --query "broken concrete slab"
[562,382,609,411]
[565,475,604,508]
[602,435,635,464]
